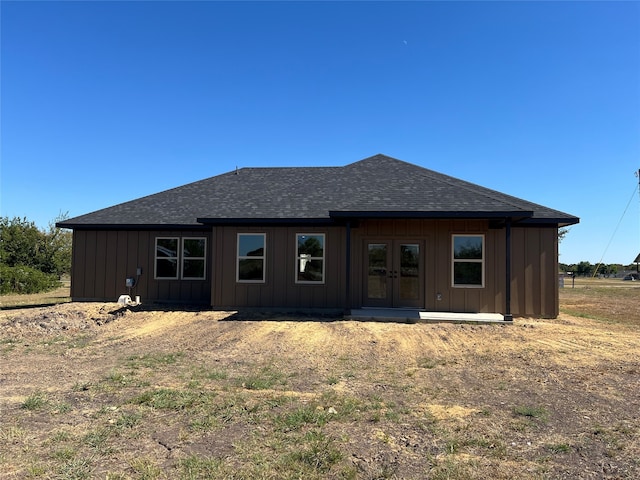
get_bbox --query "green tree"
[0,214,72,294]
[575,261,593,277]
[0,217,52,269]
[44,213,73,277]
[558,228,569,243]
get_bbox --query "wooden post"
[345,221,351,313]
[504,218,513,321]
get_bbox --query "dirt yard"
[0,282,638,479]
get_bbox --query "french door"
[364,240,423,308]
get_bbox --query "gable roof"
[58,154,579,229]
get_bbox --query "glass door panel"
[367,243,389,302]
[398,244,420,302]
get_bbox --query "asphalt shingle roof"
[58,154,579,228]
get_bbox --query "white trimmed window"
[182,238,206,280]
[155,237,207,280]
[452,234,484,287]
[237,233,266,283]
[296,234,325,284]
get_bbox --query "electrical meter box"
[125,277,136,288]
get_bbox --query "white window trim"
[237,233,266,283]
[295,233,326,285]
[155,237,180,280]
[181,237,207,280]
[451,234,485,288]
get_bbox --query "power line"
[591,179,639,277]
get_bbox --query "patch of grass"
[0,338,17,353]
[417,356,446,369]
[178,455,224,478]
[21,391,49,411]
[68,334,92,349]
[26,463,48,477]
[546,442,571,454]
[191,367,229,380]
[189,414,219,432]
[288,429,343,473]
[326,375,339,385]
[319,390,364,420]
[429,455,475,480]
[104,369,135,388]
[53,446,77,460]
[50,430,73,443]
[57,456,93,479]
[71,381,91,392]
[115,411,142,429]
[237,364,288,390]
[130,388,217,410]
[52,402,71,414]
[0,425,26,444]
[513,404,548,421]
[129,457,162,479]
[275,404,330,431]
[126,351,184,369]
[83,427,114,454]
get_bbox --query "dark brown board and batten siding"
[350,219,559,318]
[211,226,347,310]
[71,229,212,304]
[70,219,558,317]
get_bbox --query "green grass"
[130,388,217,410]
[126,351,184,369]
[275,405,330,431]
[177,455,224,479]
[56,456,93,479]
[512,405,548,422]
[287,429,343,473]
[129,457,162,479]
[546,442,571,454]
[0,338,17,353]
[236,363,288,390]
[417,356,446,369]
[21,391,49,411]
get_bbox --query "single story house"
[58,154,579,319]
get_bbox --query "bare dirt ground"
[1,282,639,479]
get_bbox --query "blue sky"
[1,1,639,265]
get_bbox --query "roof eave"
[196,217,335,226]
[519,217,580,227]
[328,210,535,221]
[55,223,209,231]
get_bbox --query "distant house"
[58,154,579,319]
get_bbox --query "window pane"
[297,235,324,257]
[157,238,178,258]
[400,244,419,300]
[157,258,178,278]
[238,258,264,281]
[400,245,419,276]
[239,235,264,257]
[183,259,205,279]
[298,259,323,282]
[184,238,205,258]
[367,244,387,299]
[453,236,483,259]
[454,262,483,285]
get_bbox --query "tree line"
[0,215,72,294]
[559,262,637,278]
